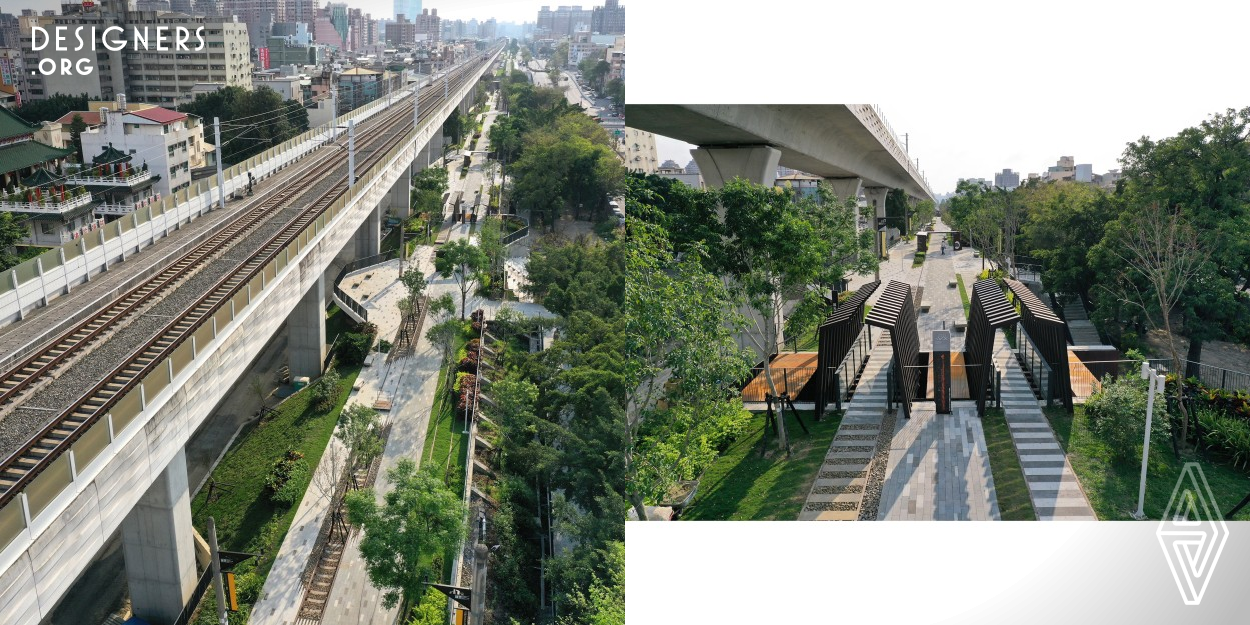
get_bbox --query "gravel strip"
[831,445,874,453]
[820,470,865,479]
[842,424,879,430]
[858,410,898,521]
[803,501,859,511]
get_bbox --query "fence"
[1068,358,1140,402]
[828,325,874,412]
[1015,322,1055,405]
[1148,359,1250,394]
[330,250,400,323]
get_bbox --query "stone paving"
[799,329,891,521]
[877,401,1000,520]
[828,216,1096,521]
[993,332,1097,520]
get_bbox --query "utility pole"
[331,87,339,141]
[347,119,355,188]
[208,517,227,625]
[903,132,909,153]
[214,117,225,210]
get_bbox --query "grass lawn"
[422,326,472,495]
[683,410,842,520]
[190,364,361,622]
[956,273,970,318]
[981,408,1036,520]
[1045,405,1250,520]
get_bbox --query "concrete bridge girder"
[0,48,501,625]
[689,145,782,188]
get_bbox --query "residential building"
[606,36,624,80]
[1100,169,1123,190]
[19,3,252,106]
[338,68,400,112]
[0,13,20,48]
[73,142,162,222]
[220,0,282,44]
[387,14,416,46]
[775,172,821,200]
[80,98,212,197]
[592,0,625,34]
[536,5,593,38]
[618,126,657,173]
[569,33,605,66]
[253,72,302,102]
[0,106,96,247]
[480,18,496,40]
[414,8,440,44]
[1074,163,1093,183]
[994,168,1019,190]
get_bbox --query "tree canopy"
[177,86,308,166]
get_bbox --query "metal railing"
[1147,358,1250,394]
[830,325,874,411]
[332,250,399,323]
[500,217,530,246]
[848,104,933,198]
[1015,322,1055,405]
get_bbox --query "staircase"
[1060,296,1103,346]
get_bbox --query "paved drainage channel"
[799,410,896,521]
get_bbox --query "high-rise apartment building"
[994,168,1019,190]
[415,8,439,44]
[19,2,252,105]
[537,5,593,37]
[592,0,624,34]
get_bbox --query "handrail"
[331,250,400,323]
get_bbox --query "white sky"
[633,1,1250,197]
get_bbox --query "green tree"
[1017,182,1114,304]
[336,403,384,476]
[525,237,624,319]
[604,78,624,110]
[400,267,427,303]
[911,198,936,232]
[624,220,753,519]
[67,114,87,163]
[13,93,88,124]
[1110,107,1250,371]
[178,86,308,165]
[424,294,460,392]
[477,216,506,294]
[556,541,624,625]
[509,113,625,229]
[718,179,865,450]
[345,460,466,610]
[0,212,29,272]
[434,239,487,319]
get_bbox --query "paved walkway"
[877,401,1000,520]
[993,332,1097,520]
[799,330,892,521]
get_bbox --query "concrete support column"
[690,145,781,189]
[122,449,196,625]
[288,272,326,380]
[862,185,888,220]
[387,171,412,220]
[354,204,381,259]
[827,178,866,205]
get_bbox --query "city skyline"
[655,99,1239,196]
[16,0,540,24]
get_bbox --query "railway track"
[0,48,500,505]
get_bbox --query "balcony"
[65,169,153,187]
[0,190,92,215]
[94,193,160,216]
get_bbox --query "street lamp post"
[1134,361,1167,520]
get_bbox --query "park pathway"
[799,330,893,521]
[993,333,1097,520]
